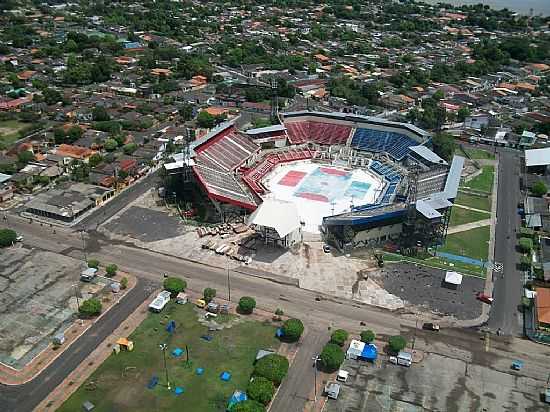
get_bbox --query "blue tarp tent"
[227,390,247,411]
[172,347,184,357]
[361,344,378,361]
[174,387,184,395]
[220,371,232,381]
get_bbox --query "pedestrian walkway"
[453,204,491,214]
[447,219,491,234]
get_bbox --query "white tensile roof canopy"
[445,271,463,285]
[247,198,301,238]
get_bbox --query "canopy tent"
[247,198,301,239]
[361,343,378,361]
[227,390,247,410]
[445,271,463,286]
[346,339,365,360]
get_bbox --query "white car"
[336,370,349,382]
[15,235,23,242]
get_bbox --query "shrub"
[253,354,289,386]
[330,329,349,346]
[281,318,304,342]
[388,335,407,353]
[275,308,284,316]
[79,298,102,318]
[230,400,265,412]
[0,228,17,247]
[87,259,100,269]
[123,142,138,155]
[532,180,548,197]
[519,237,533,253]
[104,138,118,151]
[520,255,532,271]
[247,376,274,405]
[105,264,118,277]
[120,276,128,290]
[360,329,376,343]
[203,287,216,303]
[319,343,345,372]
[163,277,187,297]
[238,296,256,314]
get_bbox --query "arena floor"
[263,161,385,233]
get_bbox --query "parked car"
[323,244,331,253]
[476,292,494,304]
[336,370,349,382]
[195,298,206,308]
[422,322,440,331]
[15,235,23,242]
[324,382,341,399]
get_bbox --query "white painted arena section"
[262,161,386,233]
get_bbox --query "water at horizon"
[421,0,550,16]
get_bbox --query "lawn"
[455,191,492,212]
[463,166,494,194]
[464,147,496,160]
[58,302,280,412]
[449,206,490,226]
[0,120,28,148]
[439,226,490,261]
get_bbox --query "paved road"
[488,148,523,335]
[0,278,154,412]
[270,329,329,412]
[76,169,160,231]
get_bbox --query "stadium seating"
[286,121,351,145]
[242,148,314,195]
[195,132,259,171]
[194,164,257,208]
[351,128,417,160]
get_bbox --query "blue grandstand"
[351,128,418,160]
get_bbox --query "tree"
[123,143,138,155]
[319,343,345,372]
[197,111,216,129]
[43,88,63,105]
[532,181,548,197]
[519,237,533,253]
[17,150,34,165]
[163,277,187,296]
[230,400,266,412]
[431,132,456,161]
[520,255,532,271]
[247,377,274,406]
[457,106,471,122]
[388,335,407,353]
[360,330,376,343]
[178,103,194,121]
[105,264,118,277]
[79,298,102,317]
[281,318,304,342]
[68,126,84,142]
[89,153,103,168]
[203,287,216,303]
[87,259,100,269]
[253,354,289,386]
[92,106,110,121]
[432,89,445,100]
[104,138,118,151]
[330,329,349,346]
[238,296,256,314]
[120,276,128,289]
[0,228,17,247]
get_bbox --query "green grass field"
[0,120,28,148]
[439,226,490,261]
[463,166,494,194]
[464,147,496,160]
[455,191,492,211]
[449,206,490,226]
[58,303,280,412]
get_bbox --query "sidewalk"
[446,219,490,234]
[453,204,491,214]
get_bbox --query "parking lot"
[326,351,546,412]
[371,263,484,320]
[0,247,105,368]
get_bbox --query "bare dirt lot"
[0,247,102,368]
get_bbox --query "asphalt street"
[488,148,523,335]
[0,278,154,412]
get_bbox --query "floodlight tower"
[270,77,279,123]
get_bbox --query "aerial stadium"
[165,111,464,253]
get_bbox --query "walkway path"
[447,219,491,234]
[453,204,491,214]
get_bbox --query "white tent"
[346,339,365,360]
[247,198,302,246]
[445,271,463,286]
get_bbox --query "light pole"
[79,230,87,263]
[72,284,80,312]
[159,343,171,390]
[312,355,320,403]
[226,260,231,302]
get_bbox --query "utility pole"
[72,284,80,312]
[159,344,171,390]
[412,317,419,350]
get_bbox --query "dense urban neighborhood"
[0,0,550,411]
